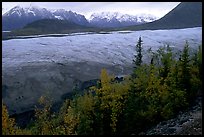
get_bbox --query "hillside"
[5,19,100,36]
[22,19,95,33]
[118,2,202,31]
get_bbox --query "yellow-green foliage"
[2,102,17,135]
[2,101,31,135]
[31,96,55,135]
[91,69,130,133]
[63,105,79,135]
[126,44,190,131]
[132,64,149,92]
[73,92,95,135]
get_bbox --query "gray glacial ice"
[2,27,202,115]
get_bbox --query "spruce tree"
[158,45,173,81]
[180,41,191,94]
[133,36,143,68]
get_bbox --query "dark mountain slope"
[24,19,88,32]
[120,2,202,31]
[9,19,99,36]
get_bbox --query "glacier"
[2,27,202,115]
[3,27,202,67]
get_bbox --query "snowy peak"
[3,5,87,21]
[2,6,158,30]
[2,6,89,30]
[3,5,54,18]
[89,12,157,22]
[4,6,24,17]
[89,12,119,21]
[52,9,89,25]
[89,12,158,28]
[137,13,158,22]
[89,12,138,22]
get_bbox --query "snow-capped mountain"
[88,12,158,28]
[136,13,158,22]
[52,9,89,26]
[2,6,158,31]
[2,6,89,31]
[5,6,54,18]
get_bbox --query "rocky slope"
[140,96,202,135]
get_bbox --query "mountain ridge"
[2,6,157,31]
[2,6,89,31]
[2,2,202,37]
[88,12,157,28]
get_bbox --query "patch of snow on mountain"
[54,15,63,20]
[26,9,36,16]
[17,10,22,16]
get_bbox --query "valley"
[2,2,202,135]
[2,27,202,115]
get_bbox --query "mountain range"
[2,6,157,31]
[2,2,202,37]
[88,12,157,28]
[2,6,89,31]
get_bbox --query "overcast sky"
[2,2,180,19]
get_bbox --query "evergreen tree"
[161,45,172,78]
[180,41,191,91]
[133,36,143,69]
[178,41,194,102]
